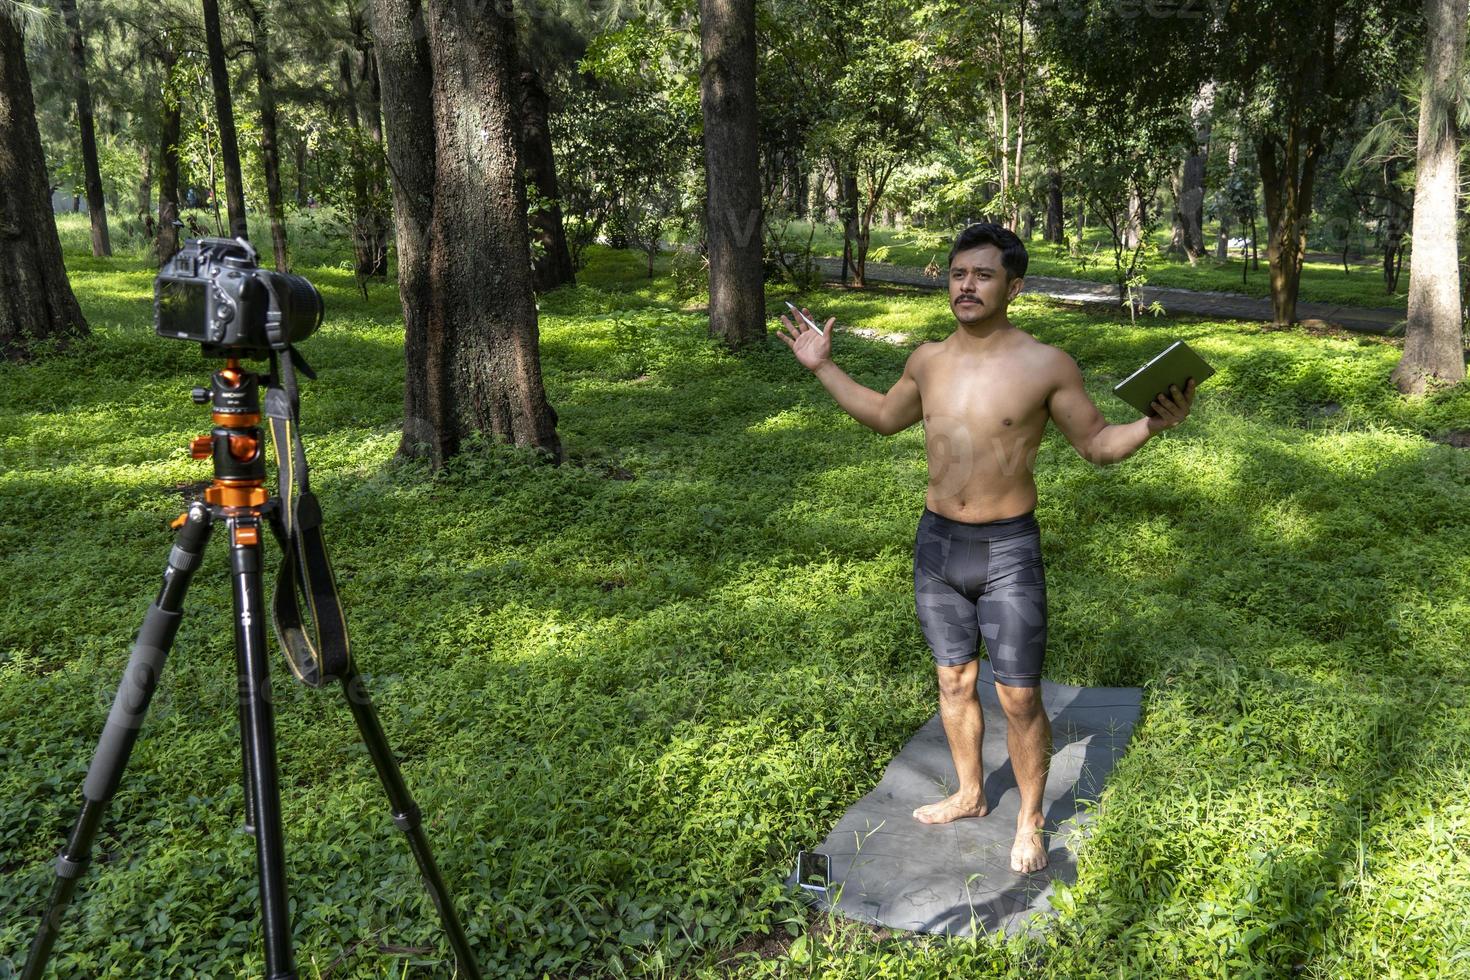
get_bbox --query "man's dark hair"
[947,223,1028,281]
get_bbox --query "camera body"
[155,237,323,357]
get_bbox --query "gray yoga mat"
[791,662,1141,936]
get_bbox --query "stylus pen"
[784,300,824,335]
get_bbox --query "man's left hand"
[1146,377,1197,434]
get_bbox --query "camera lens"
[263,271,324,345]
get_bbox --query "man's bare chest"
[916,361,1051,436]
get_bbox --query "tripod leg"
[340,667,482,979]
[236,612,257,837]
[228,516,298,980]
[22,503,213,980]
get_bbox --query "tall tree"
[201,0,247,237]
[517,59,574,292]
[0,5,88,357]
[1038,3,1193,306]
[155,42,183,263]
[837,164,857,283]
[371,0,562,466]
[57,0,109,256]
[551,55,694,275]
[1345,88,1424,293]
[1169,82,1214,264]
[339,12,389,279]
[1044,165,1063,243]
[369,0,433,455]
[1221,0,1420,325]
[818,0,946,287]
[985,0,1031,231]
[699,0,765,349]
[1394,0,1466,393]
[243,0,288,269]
[1214,138,1237,261]
[510,12,578,293]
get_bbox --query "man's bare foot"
[912,792,989,825]
[1010,817,1047,873]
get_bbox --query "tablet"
[1111,340,1215,415]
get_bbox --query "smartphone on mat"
[784,301,824,335]
[796,850,830,892]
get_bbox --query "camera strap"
[264,348,351,689]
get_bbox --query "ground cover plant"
[2,236,1467,978]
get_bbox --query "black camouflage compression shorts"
[913,507,1048,685]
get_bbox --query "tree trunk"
[360,37,383,142]
[1007,1,1027,231]
[245,0,288,270]
[1394,0,1467,393]
[1125,188,1144,250]
[137,143,152,214]
[699,0,765,348]
[1170,83,1213,264]
[1180,151,1208,260]
[1168,167,1185,256]
[1257,124,1321,326]
[202,0,248,238]
[1382,160,1408,294]
[839,167,858,285]
[58,0,109,256]
[516,62,574,292]
[338,52,367,276]
[852,162,893,287]
[1249,208,1259,269]
[1166,180,1183,256]
[1045,167,1063,243]
[371,0,563,467]
[0,8,89,357]
[369,0,436,460]
[340,23,388,279]
[294,134,306,206]
[359,33,390,276]
[783,153,800,216]
[1216,141,1236,261]
[155,47,183,264]
[1263,215,1303,320]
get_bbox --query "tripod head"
[181,360,270,535]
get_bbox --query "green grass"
[766,219,1410,312]
[2,234,1468,977]
[52,208,396,273]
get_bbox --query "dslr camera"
[155,237,323,357]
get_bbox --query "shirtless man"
[777,222,1197,874]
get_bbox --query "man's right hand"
[776,307,837,372]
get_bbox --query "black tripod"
[22,360,480,979]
